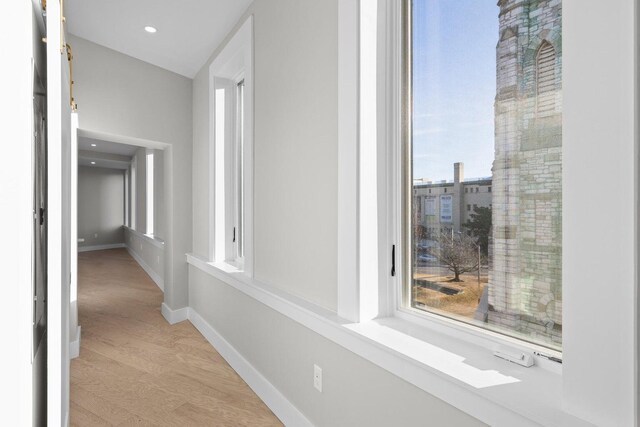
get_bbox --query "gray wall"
[125,228,164,291]
[192,0,338,311]
[70,34,192,310]
[190,1,484,426]
[78,166,125,247]
[190,268,485,427]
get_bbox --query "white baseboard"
[126,245,164,291]
[69,326,81,359]
[78,243,125,252]
[189,308,313,427]
[161,303,189,325]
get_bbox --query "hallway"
[70,249,282,426]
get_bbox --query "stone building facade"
[488,0,562,347]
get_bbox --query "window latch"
[391,245,396,277]
[232,227,236,243]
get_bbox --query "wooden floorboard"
[71,248,283,426]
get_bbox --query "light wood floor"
[71,248,282,426]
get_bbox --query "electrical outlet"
[94,233,98,238]
[313,364,322,392]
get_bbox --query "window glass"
[409,0,562,350]
[235,80,245,260]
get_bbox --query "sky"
[412,0,499,182]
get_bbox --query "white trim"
[78,243,126,253]
[77,128,170,150]
[124,226,165,249]
[562,2,638,425]
[208,15,254,277]
[161,303,189,325]
[146,149,154,236]
[69,326,81,359]
[188,308,313,427]
[337,0,393,323]
[187,253,590,427]
[127,246,164,291]
[337,0,360,322]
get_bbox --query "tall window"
[124,169,129,227]
[146,150,154,236]
[536,41,557,116]
[210,16,252,274]
[406,0,562,351]
[234,80,245,260]
[130,156,137,230]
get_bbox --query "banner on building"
[440,194,453,223]
[424,196,436,216]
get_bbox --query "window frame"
[389,0,564,360]
[146,149,154,236]
[208,16,253,276]
[233,78,246,264]
[130,154,137,231]
[338,0,637,424]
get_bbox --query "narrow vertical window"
[235,80,245,260]
[124,169,129,227]
[146,150,154,236]
[131,156,137,230]
[209,16,252,274]
[536,41,557,116]
[405,0,562,351]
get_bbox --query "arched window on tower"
[536,41,557,116]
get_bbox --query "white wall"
[192,0,338,311]
[0,1,42,423]
[125,227,165,291]
[69,34,192,310]
[190,1,485,425]
[189,268,485,427]
[78,166,125,248]
[47,0,72,423]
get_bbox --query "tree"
[432,232,480,282]
[414,224,429,241]
[464,206,492,255]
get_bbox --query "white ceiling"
[65,0,253,78]
[78,137,139,157]
[78,157,130,170]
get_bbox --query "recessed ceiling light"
[91,161,96,165]
[91,143,97,147]
[144,26,157,33]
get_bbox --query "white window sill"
[123,226,165,249]
[186,253,592,427]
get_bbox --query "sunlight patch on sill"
[344,321,521,389]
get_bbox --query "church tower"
[489,0,562,346]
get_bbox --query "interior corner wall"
[77,166,125,247]
[69,34,192,310]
